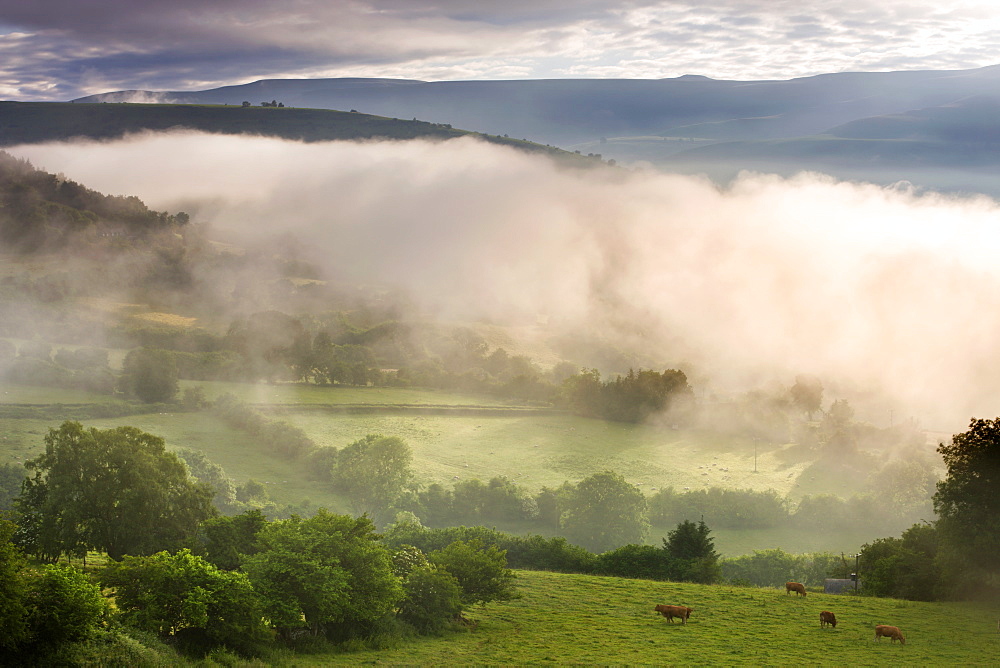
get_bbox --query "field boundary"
[258,403,567,417]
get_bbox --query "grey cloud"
[2,1,1000,100]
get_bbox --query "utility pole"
[854,553,860,592]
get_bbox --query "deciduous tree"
[428,539,517,607]
[120,347,178,402]
[102,548,266,656]
[934,417,1000,591]
[18,422,215,560]
[242,511,402,639]
[559,471,648,552]
[332,434,413,524]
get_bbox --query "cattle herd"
[654,581,906,646]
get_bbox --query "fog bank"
[12,132,1000,430]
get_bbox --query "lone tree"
[17,422,215,561]
[663,519,721,583]
[331,434,413,524]
[560,471,649,553]
[120,348,178,403]
[934,417,1000,591]
[790,374,823,420]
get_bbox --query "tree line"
[0,422,518,662]
[1,415,998,660]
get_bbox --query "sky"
[2,0,1000,100]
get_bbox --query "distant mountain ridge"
[32,65,1000,195]
[72,66,1000,148]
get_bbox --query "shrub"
[398,565,463,633]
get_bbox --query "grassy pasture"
[0,384,113,404]
[313,569,1000,666]
[0,379,906,554]
[272,409,827,498]
[180,379,517,407]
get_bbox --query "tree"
[790,375,823,420]
[331,434,413,524]
[242,511,402,639]
[859,523,941,601]
[0,463,26,512]
[102,549,266,656]
[0,519,29,653]
[23,564,108,651]
[663,519,721,583]
[120,347,178,402]
[398,565,463,633]
[18,422,215,560]
[197,509,267,571]
[177,448,239,513]
[560,471,648,552]
[934,417,1000,592]
[428,539,517,607]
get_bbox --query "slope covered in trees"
[0,150,187,253]
[0,102,598,166]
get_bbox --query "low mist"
[11,131,1000,431]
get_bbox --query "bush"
[24,564,108,649]
[102,549,268,657]
[596,544,672,580]
[398,565,463,633]
[428,540,517,607]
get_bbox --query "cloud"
[11,131,1000,430]
[3,1,1000,99]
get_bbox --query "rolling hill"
[62,66,1000,195]
[71,66,1000,148]
[0,101,594,166]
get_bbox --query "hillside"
[0,102,592,165]
[311,569,1000,665]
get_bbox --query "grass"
[0,384,115,404]
[0,378,889,553]
[271,409,835,498]
[306,569,1000,666]
[0,379,908,554]
[180,379,519,407]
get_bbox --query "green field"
[307,569,1000,665]
[265,408,856,500]
[179,379,519,407]
[0,380,924,555]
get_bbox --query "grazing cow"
[654,604,693,625]
[819,611,837,628]
[785,582,807,596]
[874,625,905,645]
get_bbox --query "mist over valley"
[8,2,1000,661]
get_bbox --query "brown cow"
[785,582,807,596]
[874,625,905,645]
[655,604,693,625]
[819,611,837,628]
